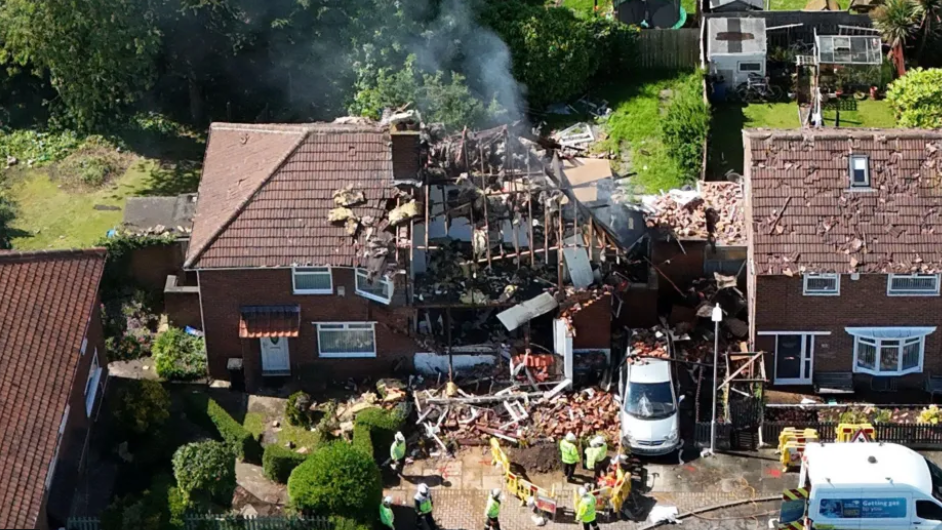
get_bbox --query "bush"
[100,474,176,530]
[207,398,261,462]
[661,74,710,180]
[886,68,942,128]
[262,444,308,484]
[354,407,406,458]
[287,441,382,518]
[114,380,171,437]
[286,391,313,428]
[329,516,373,530]
[352,423,374,456]
[172,441,236,508]
[153,327,207,381]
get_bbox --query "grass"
[707,98,896,178]
[243,411,324,450]
[598,70,703,193]
[6,161,155,249]
[767,0,848,9]
[561,0,614,17]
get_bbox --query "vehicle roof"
[628,359,671,383]
[804,442,932,495]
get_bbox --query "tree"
[886,67,942,127]
[913,0,942,60]
[873,0,919,76]
[0,0,161,130]
[0,193,15,250]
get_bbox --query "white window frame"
[738,62,762,72]
[887,274,941,296]
[354,269,394,305]
[84,349,102,417]
[315,322,377,358]
[803,273,840,296]
[849,154,870,188]
[847,327,936,376]
[759,331,830,385]
[292,266,333,295]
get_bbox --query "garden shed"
[709,0,764,13]
[707,17,768,87]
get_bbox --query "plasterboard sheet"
[497,292,559,331]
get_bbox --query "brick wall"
[652,239,707,296]
[46,300,107,527]
[572,293,612,350]
[128,240,187,292]
[199,268,417,391]
[164,274,202,329]
[754,274,942,385]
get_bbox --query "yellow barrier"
[490,438,558,518]
[777,428,819,470]
[835,423,875,443]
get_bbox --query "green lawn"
[244,411,324,450]
[600,70,702,193]
[562,0,614,17]
[767,0,848,9]
[707,99,896,178]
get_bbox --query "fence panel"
[67,517,101,530]
[636,29,700,70]
[761,422,942,449]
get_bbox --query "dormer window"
[850,155,870,188]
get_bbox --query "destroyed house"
[185,122,420,390]
[744,129,942,391]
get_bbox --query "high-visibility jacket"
[560,440,579,464]
[485,497,501,518]
[380,504,395,528]
[415,493,433,515]
[586,443,608,469]
[391,440,406,461]
[576,494,597,523]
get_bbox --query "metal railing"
[68,515,334,530]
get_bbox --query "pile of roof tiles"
[645,182,745,245]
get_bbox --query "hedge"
[351,423,373,457]
[330,515,373,530]
[262,444,308,484]
[287,441,382,518]
[353,407,405,460]
[184,393,261,463]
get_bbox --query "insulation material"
[497,292,559,331]
[328,207,356,223]
[389,200,422,226]
[333,185,366,207]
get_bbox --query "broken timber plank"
[423,391,546,405]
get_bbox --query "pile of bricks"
[645,182,745,244]
[628,327,670,361]
[530,389,621,441]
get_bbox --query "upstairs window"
[803,273,840,296]
[292,267,332,295]
[355,269,394,305]
[887,274,941,296]
[849,155,870,188]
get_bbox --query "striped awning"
[239,305,301,338]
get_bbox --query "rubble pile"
[644,182,745,244]
[628,327,670,360]
[415,385,621,446]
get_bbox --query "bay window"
[848,327,935,376]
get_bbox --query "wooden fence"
[68,515,333,530]
[636,29,700,70]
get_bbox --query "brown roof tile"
[744,128,942,275]
[185,122,397,269]
[0,249,106,529]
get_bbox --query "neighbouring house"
[0,249,107,530]
[708,0,763,13]
[707,17,768,88]
[744,129,942,390]
[185,122,420,391]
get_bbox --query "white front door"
[774,334,814,385]
[260,337,290,374]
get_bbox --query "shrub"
[919,405,942,425]
[287,441,382,518]
[207,398,261,462]
[263,444,308,484]
[352,423,374,456]
[286,391,313,428]
[153,327,207,380]
[100,474,176,530]
[329,515,373,530]
[114,380,171,437]
[354,407,406,458]
[886,68,942,128]
[172,441,236,508]
[661,74,710,180]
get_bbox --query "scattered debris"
[388,200,422,226]
[643,182,745,244]
[328,207,357,223]
[333,185,366,207]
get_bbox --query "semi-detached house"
[185,122,420,391]
[0,249,107,530]
[744,129,942,390]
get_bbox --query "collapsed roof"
[641,181,746,245]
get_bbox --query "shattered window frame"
[355,268,394,305]
[316,322,377,358]
[887,274,941,296]
[292,266,333,295]
[802,273,840,296]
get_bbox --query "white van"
[799,442,942,529]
